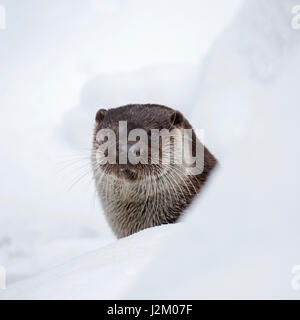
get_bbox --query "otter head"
[92,104,191,183]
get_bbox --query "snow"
[1,225,178,300]
[1,0,300,300]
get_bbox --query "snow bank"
[1,225,178,299]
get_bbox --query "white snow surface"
[1,0,300,299]
[2,225,178,300]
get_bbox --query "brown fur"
[92,104,217,238]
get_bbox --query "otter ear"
[95,109,107,124]
[169,110,184,126]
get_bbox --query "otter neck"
[96,168,199,238]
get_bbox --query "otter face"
[92,104,187,182]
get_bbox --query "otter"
[92,104,217,238]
